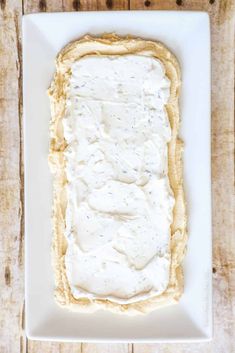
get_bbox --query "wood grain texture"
[82,343,132,353]
[0,0,234,352]
[26,341,82,353]
[0,1,25,353]
[23,0,129,13]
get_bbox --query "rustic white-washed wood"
[82,343,133,353]
[0,0,234,352]
[23,0,129,13]
[26,341,82,353]
[0,1,25,353]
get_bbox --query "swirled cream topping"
[63,55,175,304]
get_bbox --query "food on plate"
[48,34,187,314]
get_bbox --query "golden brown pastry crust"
[48,34,187,314]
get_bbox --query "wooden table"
[0,1,234,352]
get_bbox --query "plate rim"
[23,10,212,342]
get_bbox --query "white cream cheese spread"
[62,54,175,304]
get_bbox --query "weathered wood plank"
[82,343,132,353]
[66,0,129,10]
[23,0,128,13]
[26,341,82,353]
[23,0,63,13]
[129,0,235,352]
[0,1,24,353]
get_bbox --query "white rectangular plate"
[23,11,212,342]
